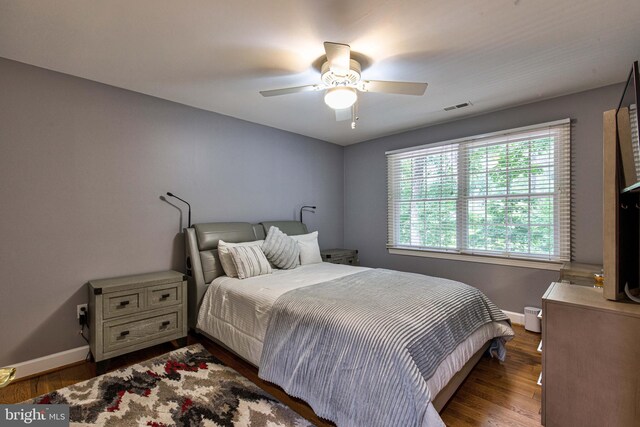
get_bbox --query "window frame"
[386,119,571,269]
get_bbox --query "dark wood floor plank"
[0,379,33,404]
[58,363,92,388]
[440,405,485,427]
[462,378,541,419]
[453,391,536,427]
[34,371,63,397]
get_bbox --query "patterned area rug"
[28,344,313,426]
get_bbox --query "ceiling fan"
[259,42,428,129]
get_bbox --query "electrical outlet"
[77,303,88,319]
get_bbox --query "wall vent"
[444,101,473,112]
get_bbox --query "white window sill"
[388,248,563,271]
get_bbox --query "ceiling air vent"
[444,101,473,112]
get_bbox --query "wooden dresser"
[541,282,640,426]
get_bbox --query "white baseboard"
[502,309,525,325]
[11,345,89,381]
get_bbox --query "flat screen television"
[615,60,640,302]
[617,60,640,193]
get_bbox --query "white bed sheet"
[197,263,368,365]
[196,262,511,403]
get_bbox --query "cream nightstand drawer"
[103,309,181,353]
[147,282,181,309]
[102,290,144,319]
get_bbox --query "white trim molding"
[10,345,89,381]
[388,248,563,271]
[385,118,571,155]
[502,310,525,325]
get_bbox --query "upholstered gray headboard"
[185,220,308,328]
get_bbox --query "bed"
[185,221,514,427]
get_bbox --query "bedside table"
[320,249,359,266]
[88,270,188,374]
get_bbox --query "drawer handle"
[119,300,130,307]
[120,330,130,337]
[160,293,171,300]
[161,321,171,328]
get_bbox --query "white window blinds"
[631,105,639,180]
[387,119,571,262]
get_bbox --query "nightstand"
[320,248,359,266]
[88,270,188,374]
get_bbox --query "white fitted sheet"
[196,263,367,365]
[196,262,512,401]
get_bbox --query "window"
[387,119,571,263]
[631,105,639,179]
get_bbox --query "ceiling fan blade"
[260,84,320,97]
[334,107,351,122]
[360,80,428,96]
[324,42,351,76]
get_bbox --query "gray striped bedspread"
[258,268,512,427]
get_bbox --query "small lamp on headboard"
[166,192,192,228]
[299,205,316,224]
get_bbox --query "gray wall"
[344,84,623,313]
[0,58,344,366]
[0,54,622,366]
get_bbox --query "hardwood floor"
[0,324,542,426]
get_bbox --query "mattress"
[196,262,511,401]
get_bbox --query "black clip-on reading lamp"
[166,192,191,228]
[299,205,316,224]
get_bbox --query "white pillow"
[218,239,264,278]
[228,245,272,279]
[290,231,322,265]
[262,226,300,270]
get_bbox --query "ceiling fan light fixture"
[324,87,357,110]
[259,41,428,128]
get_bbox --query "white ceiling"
[1,0,639,145]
